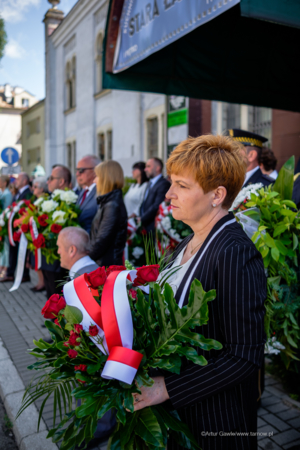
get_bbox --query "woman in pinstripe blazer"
[133,135,266,450]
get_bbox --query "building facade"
[44,0,167,178]
[0,84,38,171]
[20,99,45,175]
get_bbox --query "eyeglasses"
[47,176,61,182]
[76,168,94,174]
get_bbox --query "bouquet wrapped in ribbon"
[17,263,222,450]
[155,201,192,256]
[0,200,33,254]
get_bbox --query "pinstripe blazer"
[164,213,266,450]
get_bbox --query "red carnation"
[141,228,147,235]
[89,325,98,336]
[129,289,137,300]
[21,223,29,233]
[33,234,45,249]
[18,207,27,216]
[37,214,48,227]
[67,349,78,359]
[51,223,63,234]
[85,266,107,289]
[74,364,87,372]
[41,294,66,319]
[106,265,126,277]
[133,264,160,287]
[74,324,83,334]
[68,331,80,346]
[13,231,21,242]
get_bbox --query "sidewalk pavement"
[0,270,299,450]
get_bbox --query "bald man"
[0,172,32,283]
[47,165,72,193]
[57,227,98,278]
[76,155,100,233]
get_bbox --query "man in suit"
[42,165,72,298]
[57,227,98,278]
[0,173,32,283]
[76,155,100,233]
[139,157,170,234]
[227,129,274,188]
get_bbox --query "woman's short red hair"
[166,134,246,209]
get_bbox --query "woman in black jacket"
[89,161,127,266]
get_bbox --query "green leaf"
[264,233,275,248]
[281,200,297,209]
[177,346,208,366]
[87,361,102,374]
[275,241,288,256]
[293,233,298,250]
[271,247,280,262]
[273,224,288,237]
[286,334,297,348]
[135,408,164,447]
[76,396,106,418]
[273,156,295,200]
[63,305,83,325]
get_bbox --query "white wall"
[0,113,21,169]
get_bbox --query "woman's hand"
[133,376,169,411]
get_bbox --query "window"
[107,130,112,160]
[222,103,241,131]
[147,117,159,158]
[65,57,76,110]
[27,147,41,166]
[22,98,29,107]
[248,106,272,147]
[26,117,41,138]
[67,141,76,175]
[95,33,103,93]
[98,133,105,161]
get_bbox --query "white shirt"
[244,166,259,184]
[158,245,198,308]
[124,182,148,216]
[17,185,30,198]
[69,255,96,279]
[149,173,162,188]
[269,170,278,180]
[84,183,96,198]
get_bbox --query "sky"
[0,0,78,100]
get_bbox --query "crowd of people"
[0,129,289,450]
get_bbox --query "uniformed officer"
[227,129,273,187]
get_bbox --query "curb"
[0,337,58,450]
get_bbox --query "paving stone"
[262,396,283,407]
[287,417,300,429]
[265,377,279,387]
[283,439,300,449]
[272,429,300,446]
[258,438,283,449]
[257,425,278,440]
[258,417,268,427]
[266,403,291,414]
[258,407,270,416]
[263,413,291,432]
[266,386,286,397]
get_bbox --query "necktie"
[80,189,89,206]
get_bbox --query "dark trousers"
[7,243,30,279]
[42,268,68,299]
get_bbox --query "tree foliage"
[0,16,7,61]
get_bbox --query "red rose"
[67,349,78,358]
[24,200,31,206]
[41,294,66,319]
[85,266,107,289]
[74,324,83,334]
[18,207,27,216]
[74,364,87,372]
[33,234,45,249]
[37,214,48,227]
[12,202,17,207]
[63,342,69,347]
[54,318,61,328]
[133,264,160,286]
[68,331,80,346]
[89,325,98,337]
[13,231,21,242]
[141,228,147,235]
[21,223,29,233]
[77,379,86,384]
[129,288,137,300]
[51,224,63,233]
[106,265,126,277]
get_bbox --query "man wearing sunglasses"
[47,165,71,193]
[76,155,100,233]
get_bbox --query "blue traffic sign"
[1,147,19,165]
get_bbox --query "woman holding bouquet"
[133,135,266,450]
[90,160,127,266]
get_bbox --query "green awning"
[103,1,300,112]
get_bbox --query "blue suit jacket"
[140,176,170,233]
[77,185,98,234]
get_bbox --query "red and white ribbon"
[8,201,24,247]
[63,270,143,385]
[29,217,41,270]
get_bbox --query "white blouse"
[158,245,198,308]
[124,182,148,217]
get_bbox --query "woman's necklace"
[190,238,203,255]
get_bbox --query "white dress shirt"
[69,255,96,279]
[244,166,259,184]
[84,183,96,198]
[269,170,278,179]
